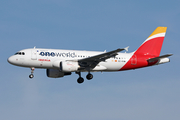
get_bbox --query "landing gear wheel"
[29,74,34,79]
[86,73,93,80]
[77,77,84,84]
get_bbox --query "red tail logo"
[135,27,167,57]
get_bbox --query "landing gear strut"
[29,67,35,79]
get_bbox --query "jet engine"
[46,69,71,78]
[60,61,79,72]
[52,60,80,72]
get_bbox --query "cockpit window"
[14,52,25,55]
[15,52,19,55]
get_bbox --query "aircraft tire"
[29,74,34,79]
[77,77,84,84]
[86,73,93,80]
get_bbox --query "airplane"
[8,27,172,84]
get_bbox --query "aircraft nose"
[7,56,14,64]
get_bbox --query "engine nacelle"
[60,61,79,72]
[46,69,71,78]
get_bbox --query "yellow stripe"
[148,27,167,38]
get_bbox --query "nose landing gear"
[29,74,34,78]
[29,67,35,79]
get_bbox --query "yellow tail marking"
[148,27,167,38]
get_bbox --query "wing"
[77,46,129,71]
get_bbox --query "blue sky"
[0,0,180,120]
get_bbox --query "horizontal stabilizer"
[147,54,173,62]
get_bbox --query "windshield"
[14,52,25,55]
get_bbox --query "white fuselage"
[8,48,133,72]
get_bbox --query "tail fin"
[135,27,167,57]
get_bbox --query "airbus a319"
[8,27,172,84]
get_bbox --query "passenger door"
[31,49,37,60]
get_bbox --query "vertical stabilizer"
[135,27,167,57]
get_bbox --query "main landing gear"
[29,67,35,79]
[86,73,93,80]
[76,72,93,84]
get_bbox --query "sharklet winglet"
[125,46,129,51]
